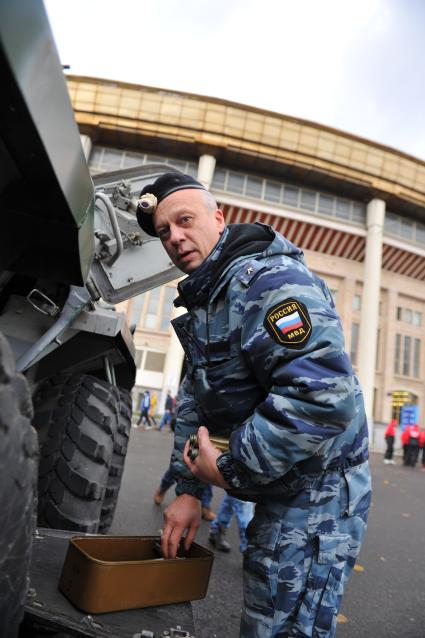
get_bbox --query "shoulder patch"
[236,260,266,287]
[264,298,312,348]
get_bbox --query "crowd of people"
[135,389,176,431]
[384,418,425,468]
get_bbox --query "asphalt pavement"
[111,426,425,638]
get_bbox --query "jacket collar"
[175,223,275,310]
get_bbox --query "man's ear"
[215,208,225,233]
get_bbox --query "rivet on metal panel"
[80,615,105,630]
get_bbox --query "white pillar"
[358,198,386,441]
[161,305,186,408]
[80,134,92,162]
[197,154,216,190]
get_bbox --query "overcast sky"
[44,0,425,160]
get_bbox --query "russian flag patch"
[264,298,312,347]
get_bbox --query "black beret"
[136,172,206,237]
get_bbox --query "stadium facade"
[67,75,425,442]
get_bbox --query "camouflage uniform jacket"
[170,223,369,501]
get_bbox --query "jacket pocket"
[342,461,372,518]
[292,533,349,636]
[243,510,282,626]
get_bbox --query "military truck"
[0,1,182,634]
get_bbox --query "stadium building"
[67,75,425,444]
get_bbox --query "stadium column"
[358,198,386,442]
[79,134,92,161]
[161,303,186,408]
[197,154,216,189]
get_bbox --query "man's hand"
[183,426,230,489]
[161,493,201,559]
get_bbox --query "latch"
[163,628,194,638]
[26,289,60,317]
[133,626,194,638]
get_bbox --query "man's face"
[153,189,225,274]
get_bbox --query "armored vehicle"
[0,1,182,634]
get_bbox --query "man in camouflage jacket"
[137,172,371,638]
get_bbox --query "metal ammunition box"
[59,535,214,614]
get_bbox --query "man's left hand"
[183,426,230,489]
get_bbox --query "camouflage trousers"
[240,461,371,638]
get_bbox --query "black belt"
[294,453,368,477]
[227,454,369,503]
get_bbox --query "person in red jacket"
[384,419,397,464]
[419,428,425,470]
[401,425,410,465]
[404,423,420,467]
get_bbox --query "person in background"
[401,425,410,465]
[404,423,420,467]
[383,418,397,464]
[209,493,254,553]
[158,390,174,431]
[149,391,158,428]
[419,428,425,471]
[137,390,152,429]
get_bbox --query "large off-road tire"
[0,333,38,638]
[99,388,132,533]
[34,373,120,533]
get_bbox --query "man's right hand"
[161,493,201,559]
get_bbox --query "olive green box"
[59,535,214,614]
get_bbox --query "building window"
[160,287,176,332]
[395,334,421,379]
[300,190,316,211]
[135,349,144,368]
[376,329,380,370]
[130,293,146,330]
[413,311,422,327]
[335,198,350,220]
[282,185,299,207]
[88,145,197,177]
[145,351,166,373]
[352,202,365,224]
[413,338,421,378]
[135,348,166,373]
[137,284,177,332]
[130,284,176,332]
[350,322,359,365]
[212,167,226,190]
[318,194,334,215]
[417,222,425,244]
[353,294,361,311]
[385,209,425,248]
[397,306,423,327]
[265,181,282,203]
[403,336,411,376]
[394,333,401,374]
[400,218,413,240]
[214,165,366,224]
[143,287,161,329]
[246,176,263,198]
[227,171,245,194]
